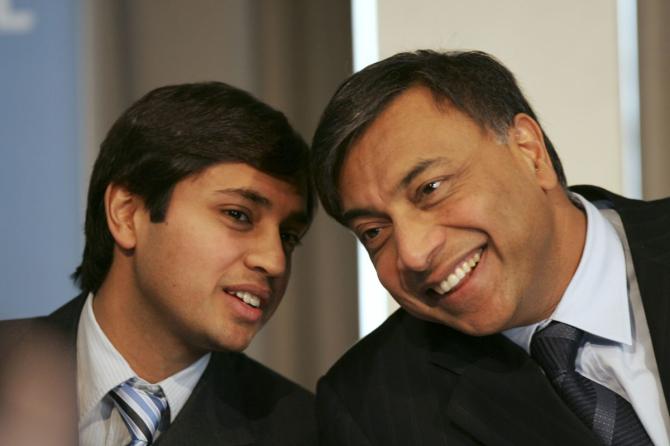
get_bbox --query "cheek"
[177,224,243,271]
[371,254,397,291]
[137,226,216,292]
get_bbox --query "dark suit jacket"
[1,293,317,445]
[316,186,670,445]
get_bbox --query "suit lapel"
[635,258,670,409]
[44,292,88,346]
[427,324,599,445]
[46,295,257,445]
[611,192,670,413]
[574,185,670,413]
[156,353,256,446]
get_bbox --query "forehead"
[194,163,300,190]
[176,162,306,208]
[338,87,486,196]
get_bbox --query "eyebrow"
[341,157,450,226]
[341,208,388,227]
[215,188,272,208]
[397,157,449,192]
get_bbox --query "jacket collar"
[46,291,88,345]
[46,294,257,446]
[156,353,256,445]
[573,185,670,414]
[426,324,599,445]
[430,185,670,445]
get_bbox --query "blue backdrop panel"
[0,0,81,318]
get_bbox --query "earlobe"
[105,183,141,251]
[510,113,558,190]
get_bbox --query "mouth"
[430,247,484,295]
[224,289,264,309]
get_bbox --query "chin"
[452,316,510,337]
[219,331,259,352]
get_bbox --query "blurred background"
[1,0,668,391]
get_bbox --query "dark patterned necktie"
[531,321,653,446]
[108,377,171,446]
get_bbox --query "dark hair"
[73,82,315,292]
[311,50,567,221]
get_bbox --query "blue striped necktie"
[108,377,171,446]
[531,321,652,446]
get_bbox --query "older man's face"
[339,86,569,335]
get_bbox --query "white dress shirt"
[77,293,211,446]
[503,194,670,445]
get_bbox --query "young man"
[311,50,669,445]
[1,82,317,445]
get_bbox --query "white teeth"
[431,249,483,295]
[233,291,261,308]
[447,274,459,287]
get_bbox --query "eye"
[420,180,442,196]
[280,232,302,251]
[224,209,250,223]
[354,223,389,256]
[361,227,381,242]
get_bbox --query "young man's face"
[129,162,309,354]
[339,86,572,336]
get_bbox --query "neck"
[93,261,205,383]
[537,193,588,321]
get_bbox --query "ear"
[508,113,558,190]
[104,183,143,251]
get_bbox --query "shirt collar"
[76,293,210,423]
[159,351,210,421]
[503,193,632,352]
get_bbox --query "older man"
[312,50,669,445]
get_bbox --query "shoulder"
[0,293,88,348]
[0,317,40,354]
[315,310,495,444]
[322,309,430,384]
[572,184,670,214]
[317,308,521,407]
[216,351,315,405]
[317,308,443,416]
[208,351,316,442]
[572,185,670,258]
[0,317,37,338]
[0,299,81,369]
[0,311,76,355]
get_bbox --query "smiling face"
[102,162,309,361]
[339,87,584,335]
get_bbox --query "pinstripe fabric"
[532,322,652,445]
[108,377,170,446]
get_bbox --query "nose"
[394,216,445,273]
[244,229,287,277]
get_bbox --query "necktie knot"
[108,377,170,446]
[530,320,652,445]
[531,321,584,381]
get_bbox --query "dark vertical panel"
[246,0,358,390]
[638,0,670,199]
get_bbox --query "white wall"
[377,0,624,191]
